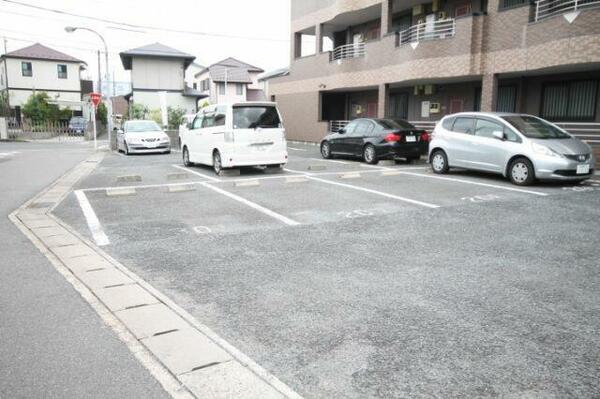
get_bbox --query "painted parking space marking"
[288,147,308,151]
[391,170,549,196]
[172,164,221,182]
[199,182,301,226]
[306,176,440,209]
[309,158,352,165]
[74,190,110,246]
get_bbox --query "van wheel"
[183,147,192,166]
[431,150,449,174]
[509,157,535,186]
[213,151,222,175]
[124,142,130,156]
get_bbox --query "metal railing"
[554,121,600,144]
[397,18,455,45]
[329,120,350,132]
[330,42,366,62]
[533,0,600,21]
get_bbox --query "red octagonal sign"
[90,92,101,107]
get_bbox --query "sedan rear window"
[233,106,281,129]
[501,115,570,139]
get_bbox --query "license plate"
[576,164,590,175]
[406,136,417,143]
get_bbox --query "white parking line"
[306,176,440,209]
[392,171,549,196]
[199,182,300,226]
[288,147,308,151]
[74,190,110,246]
[309,158,352,165]
[172,164,221,182]
[81,181,208,193]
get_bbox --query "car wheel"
[363,144,378,165]
[182,147,192,166]
[509,157,535,186]
[321,141,332,159]
[213,151,222,175]
[431,150,449,174]
[124,142,130,156]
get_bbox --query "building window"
[21,62,32,77]
[542,80,599,121]
[218,82,226,95]
[193,83,197,90]
[496,86,517,113]
[236,83,243,95]
[57,64,67,79]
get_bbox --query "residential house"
[185,62,205,90]
[269,0,600,144]
[194,57,266,104]
[119,43,206,115]
[0,43,87,121]
[258,67,289,100]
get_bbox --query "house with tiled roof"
[120,43,207,115]
[0,43,87,119]
[194,57,265,104]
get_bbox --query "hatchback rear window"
[233,106,281,129]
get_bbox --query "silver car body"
[429,112,596,181]
[117,120,171,154]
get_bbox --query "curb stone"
[10,151,302,399]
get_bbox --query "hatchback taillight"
[384,133,401,142]
[421,131,430,142]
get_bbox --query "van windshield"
[233,106,281,129]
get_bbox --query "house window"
[236,83,243,95]
[21,62,32,77]
[193,83,197,90]
[57,64,67,79]
[218,82,226,95]
[455,2,472,17]
[542,80,599,121]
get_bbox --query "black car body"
[320,118,429,164]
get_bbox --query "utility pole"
[97,50,102,96]
[2,37,10,113]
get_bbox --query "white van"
[180,102,288,174]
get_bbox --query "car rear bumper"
[375,142,428,159]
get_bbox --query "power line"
[0,0,290,42]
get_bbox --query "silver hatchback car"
[429,112,596,186]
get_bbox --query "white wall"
[5,58,81,92]
[132,90,197,114]
[131,58,184,91]
[8,89,82,110]
[0,60,6,90]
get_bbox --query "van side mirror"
[492,131,505,140]
[186,123,193,129]
[117,129,124,135]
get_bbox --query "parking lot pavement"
[52,147,600,398]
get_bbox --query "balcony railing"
[397,18,456,45]
[534,0,600,21]
[330,42,366,62]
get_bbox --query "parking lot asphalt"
[53,143,600,398]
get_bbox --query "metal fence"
[533,0,600,21]
[397,19,456,45]
[7,120,91,141]
[330,42,366,62]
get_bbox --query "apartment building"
[0,43,87,120]
[194,57,265,104]
[269,0,600,144]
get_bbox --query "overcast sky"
[0,0,291,82]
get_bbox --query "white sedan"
[117,120,171,155]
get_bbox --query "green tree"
[21,92,71,122]
[129,103,148,120]
[167,106,186,130]
[96,102,107,125]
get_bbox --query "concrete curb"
[11,152,303,399]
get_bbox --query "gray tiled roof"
[209,67,253,84]
[2,43,85,64]
[120,43,196,69]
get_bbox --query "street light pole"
[65,26,113,149]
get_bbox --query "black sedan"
[320,118,430,164]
